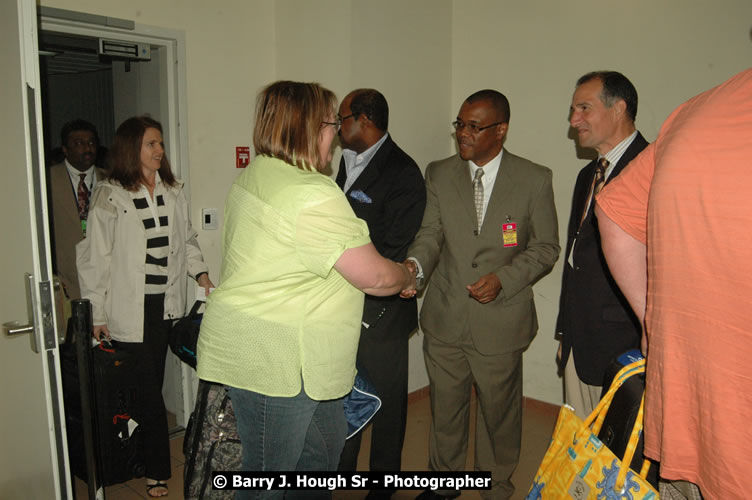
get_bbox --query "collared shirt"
[602,130,638,175]
[581,130,639,218]
[65,159,97,203]
[198,155,370,400]
[468,148,503,222]
[568,130,639,267]
[410,149,504,283]
[342,132,389,192]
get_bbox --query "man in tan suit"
[49,119,106,303]
[406,90,559,499]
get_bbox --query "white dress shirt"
[341,132,389,192]
[468,148,503,225]
[64,159,97,203]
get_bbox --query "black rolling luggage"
[183,380,241,500]
[90,340,146,484]
[64,338,146,486]
[598,348,659,488]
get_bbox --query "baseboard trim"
[407,385,560,417]
[407,385,431,405]
[522,395,560,417]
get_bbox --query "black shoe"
[415,490,459,500]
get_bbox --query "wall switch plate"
[201,208,218,230]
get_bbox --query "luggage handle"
[611,393,646,493]
[184,300,204,320]
[584,358,645,432]
[98,339,115,353]
[170,300,204,326]
[582,358,650,491]
[112,413,131,425]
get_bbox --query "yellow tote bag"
[525,359,659,500]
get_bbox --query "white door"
[0,0,70,499]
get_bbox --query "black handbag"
[169,301,204,369]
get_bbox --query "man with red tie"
[49,119,107,303]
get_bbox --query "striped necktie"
[593,157,609,196]
[579,157,609,228]
[473,167,485,230]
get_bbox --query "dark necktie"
[77,173,89,220]
[472,168,485,230]
[579,157,609,228]
[593,157,609,197]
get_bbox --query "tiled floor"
[72,393,557,499]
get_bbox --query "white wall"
[272,0,453,393]
[40,0,278,288]
[451,0,752,403]
[39,0,752,403]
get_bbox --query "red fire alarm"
[236,146,250,168]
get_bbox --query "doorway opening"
[38,9,196,442]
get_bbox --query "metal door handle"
[3,321,34,336]
[2,273,39,352]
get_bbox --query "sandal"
[146,481,169,497]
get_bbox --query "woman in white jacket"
[77,115,213,498]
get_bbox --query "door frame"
[39,11,198,424]
[38,10,191,184]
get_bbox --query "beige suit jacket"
[49,162,106,300]
[409,149,560,354]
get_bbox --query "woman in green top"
[198,81,415,497]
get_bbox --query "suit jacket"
[48,162,107,300]
[409,149,560,355]
[556,132,649,385]
[335,135,426,339]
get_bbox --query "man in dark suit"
[556,71,648,419]
[335,89,426,499]
[48,119,107,302]
[405,90,559,499]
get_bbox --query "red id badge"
[503,222,518,247]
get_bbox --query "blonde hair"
[253,81,337,171]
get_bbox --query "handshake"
[399,259,419,299]
[395,260,502,304]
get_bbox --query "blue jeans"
[228,384,347,500]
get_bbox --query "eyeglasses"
[452,120,503,134]
[322,119,341,131]
[322,113,359,131]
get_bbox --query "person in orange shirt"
[596,68,752,500]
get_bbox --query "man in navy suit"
[557,71,648,418]
[335,89,426,500]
